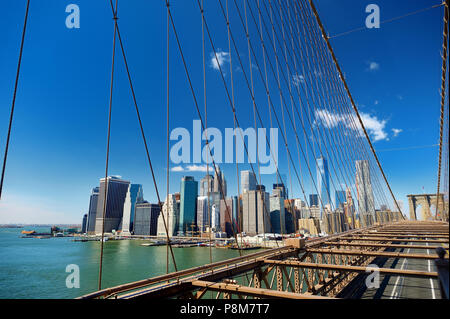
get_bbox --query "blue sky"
[0,0,446,223]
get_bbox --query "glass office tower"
[317,157,331,218]
[178,176,198,236]
[94,176,130,234]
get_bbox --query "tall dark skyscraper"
[94,176,130,234]
[178,176,198,235]
[317,157,331,217]
[309,194,319,207]
[86,187,99,233]
[134,202,160,236]
[81,214,88,233]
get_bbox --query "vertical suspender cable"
[0,0,31,200]
[98,0,119,291]
[166,0,170,273]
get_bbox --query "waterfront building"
[335,190,346,209]
[196,196,209,232]
[270,189,286,234]
[355,160,375,226]
[200,174,214,197]
[298,218,321,236]
[273,183,288,199]
[94,176,130,234]
[242,188,270,236]
[81,214,88,233]
[309,194,319,207]
[284,209,295,234]
[231,196,239,234]
[157,193,179,237]
[294,199,306,210]
[300,205,320,219]
[211,204,220,232]
[317,157,331,218]
[178,176,198,236]
[345,187,356,229]
[213,167,227,199]
[86,187,99,234]
[121,184,144,235]
[134,202,160,236]
[241,170,257,193]
[219,198,234,237]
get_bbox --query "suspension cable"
[0,0,31,200]
[436,0,449,220]
[98,0,119,291]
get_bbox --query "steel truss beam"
[306,248,448,260]
[263,260,438,278]
[191,280,333,299]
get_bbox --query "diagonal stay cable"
[0,0,31,200]
[307,0,404,218]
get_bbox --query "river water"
[0,227,256,299]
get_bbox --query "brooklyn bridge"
[1,0,449,300]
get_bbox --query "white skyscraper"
[211,204,220,232]
[121,184,144,235]
[241,170,257,193]
[157,194,179,237]
[355,160,375,223]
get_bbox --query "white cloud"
[392,128,403,137]
[210,50,230,71]
[171,165,209,173]
[360,112,388,141]
[374,100,379,105]
[367,61,380,71]
[314,109,389,142]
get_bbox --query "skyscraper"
[86,187,99,233]
[94,176,130,234]
[317,157,331,218]
[157,193,179,237]
[178,176,198,236]
[134,202,160,236]
[309,194,319,207]
[273,183,287,199]
[269,189,286,234]
[196,196,209,232]
[335,190,346,209]
[200,174,214,197]
[220,197,234,237]
[213,167,227,199]
[121,184,144,235]
[355,160,375,226]
[242,188,270,236]
[211,204,220,232]
[81,214,88,233]
[241,170,257,193]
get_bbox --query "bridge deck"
[79,221,449,299]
